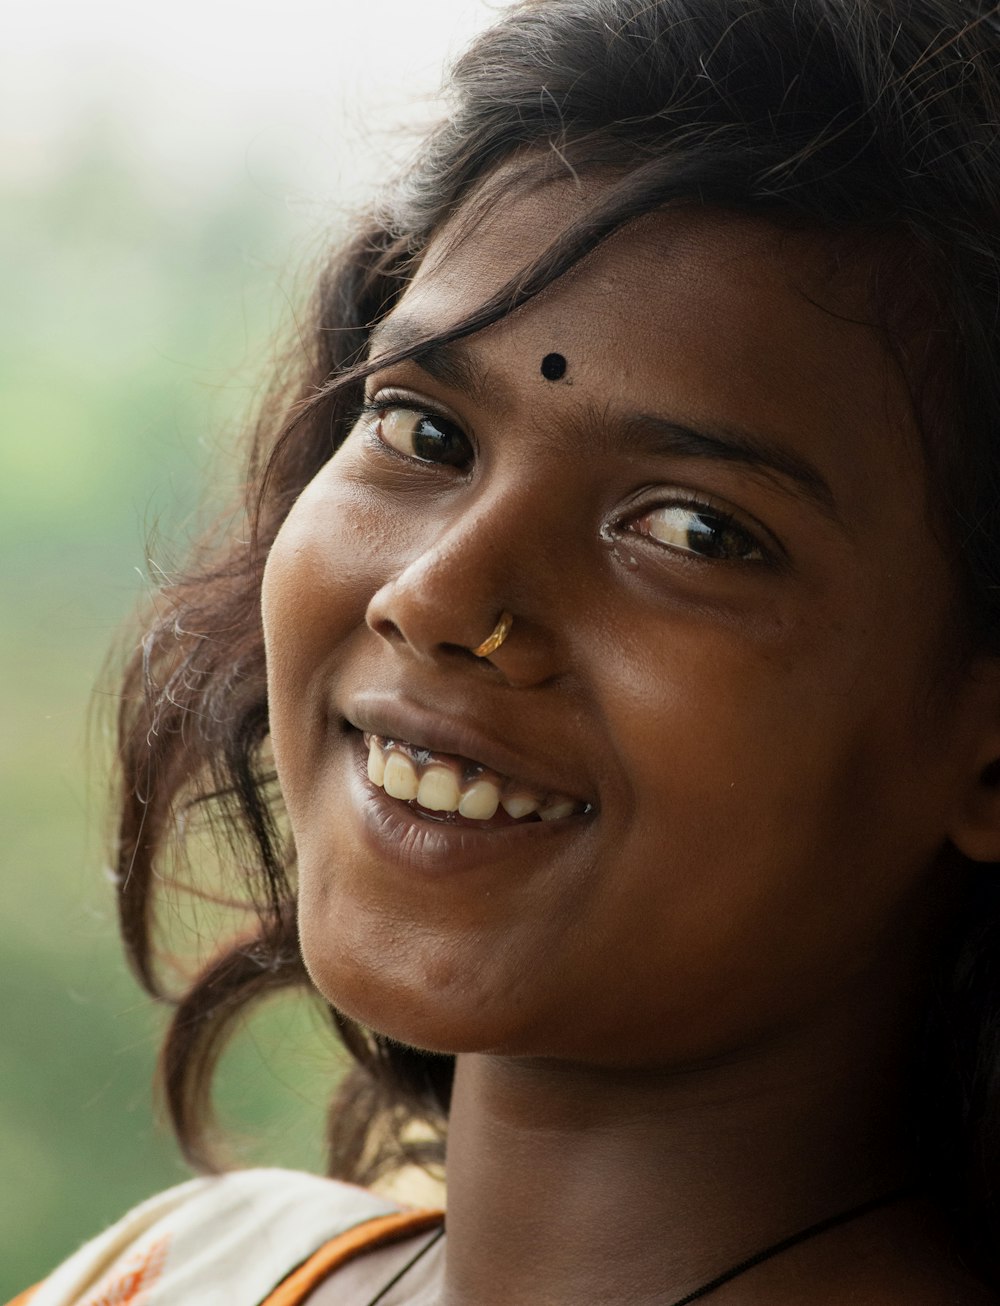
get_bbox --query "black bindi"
[540,352,568,381]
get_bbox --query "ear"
[948,656,1000,863]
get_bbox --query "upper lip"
[342,691,594,805]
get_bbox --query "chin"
[297,919,517,1057]
[311,976,510,1057]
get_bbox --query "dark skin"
[262,178,1000,1303]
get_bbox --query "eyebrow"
[612,411,840,524]
[367,317,499,410]
[367,317,840,524]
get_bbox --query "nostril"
[369,615,405,645]
[442,641,488,663]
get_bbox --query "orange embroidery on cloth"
[80,1236,170,1306]
[5,1287,40,1306]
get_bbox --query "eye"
[631,501,765,562]
[371,405,472,468]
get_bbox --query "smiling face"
[262,183,984,1068]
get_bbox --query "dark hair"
[114,0,1000,1280]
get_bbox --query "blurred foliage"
[0,116,345,1297]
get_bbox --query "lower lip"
[345,729,593,877]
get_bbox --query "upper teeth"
[365,734,582,822]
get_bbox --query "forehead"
[409,183,887,404]
[385,180,924,532]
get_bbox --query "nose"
[364,492,563,687]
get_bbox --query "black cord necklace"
[366,1226,445,1306]
[364,1187,910,1305]
[665,1187,911,1305]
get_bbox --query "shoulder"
[17,1167,402,1306]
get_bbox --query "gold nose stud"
[472,612,513,658]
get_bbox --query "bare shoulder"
[841,1238,1000,1306]
[891,1279,999,1306]
[924,1272,1000,1306]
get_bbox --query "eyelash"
[357,396,473,468]
[355,396,771,566]
[631,498,767,565]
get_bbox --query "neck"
[440,1013,914,1306]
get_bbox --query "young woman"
[14,0,1000,1301]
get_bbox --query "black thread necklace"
[366,1226,445,1306]
[364,1187,910,1305]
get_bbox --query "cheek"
[261,470,381,794]
[580,607,943,1027]
[263,460,389,662]
[606,568,935,838]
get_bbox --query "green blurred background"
[1,2,494,1294]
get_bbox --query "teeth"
[383,751,419,801]
[364,734,583,823]
[367,737,386,786]
[458,778,501,820]
[538,799,577,822]
[417,766,461,812]
[501,792,540,820]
